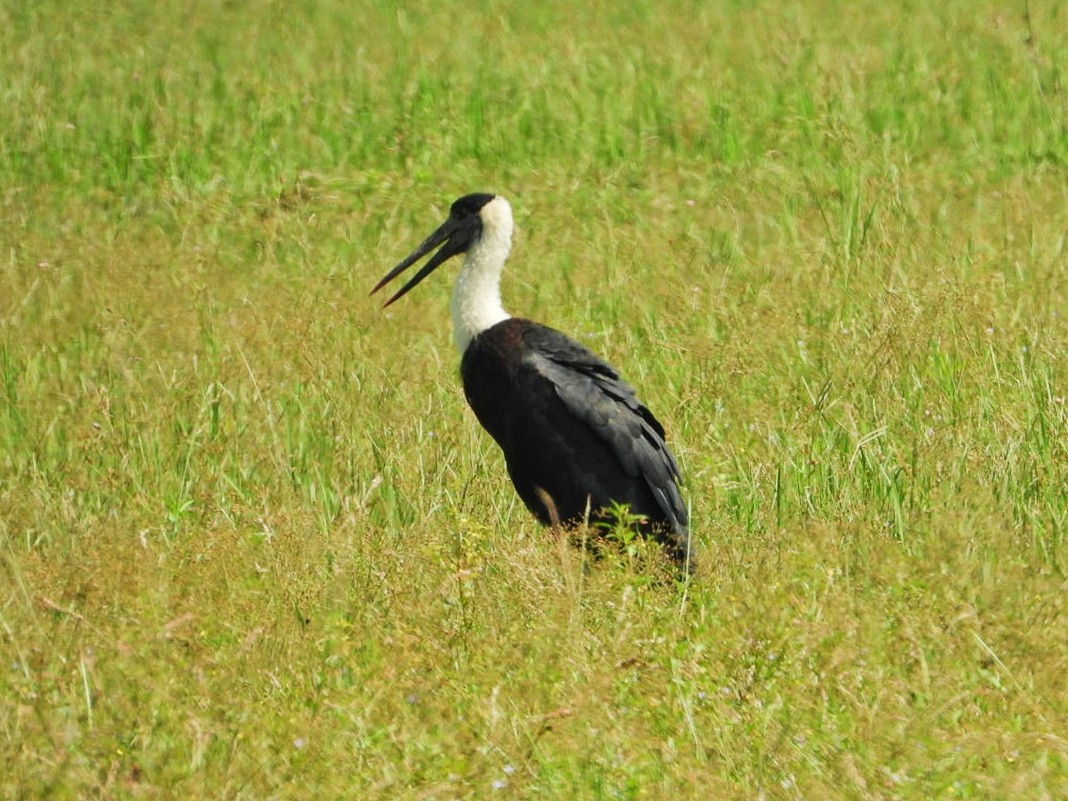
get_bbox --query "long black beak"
[371,217,470,307]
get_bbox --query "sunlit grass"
[2,0,1067,798]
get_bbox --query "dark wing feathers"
[521,326,688,534]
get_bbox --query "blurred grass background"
[1,1,1066,798]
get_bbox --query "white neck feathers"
[451,196,513,353]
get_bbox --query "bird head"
[371,193,502,307]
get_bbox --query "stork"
[371,193,692,571]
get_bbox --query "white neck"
[450,196,513,353]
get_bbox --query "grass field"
[2,0,1067,798]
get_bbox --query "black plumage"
[462,319,690,563]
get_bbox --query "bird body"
[372,194,692,569]
[462,317,690,563]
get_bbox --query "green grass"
[2,0,1067,798]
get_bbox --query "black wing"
[521,325,690,542]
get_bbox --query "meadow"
[2,0,1067,798]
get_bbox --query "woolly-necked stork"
[371,193,692,570]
